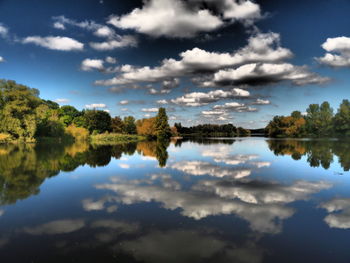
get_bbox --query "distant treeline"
[266,100,350,138]
[174,123,250,137]
[0,80,172,142]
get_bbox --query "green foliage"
[111,116,125,133]
[175,122,237,137]
[0,80,41,140]
[333,99,350,136]
[266,100,349,138]
[59,105,81,126]
[84,110,112,134]
[154,108,172,139]
[123,116,137,134]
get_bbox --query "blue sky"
[0,0,349,128]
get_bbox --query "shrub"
[65,125,89,141]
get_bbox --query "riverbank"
[90,133,146,145]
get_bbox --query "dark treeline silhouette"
[266,100,350,138]
[0,79,172,142]
[268,139,350,171]
[0,140,170,205]
[174,137,236,147]
[174,123,250,137]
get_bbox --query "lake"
[0,137,350,262]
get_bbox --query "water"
[0,137,350,262]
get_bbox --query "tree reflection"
[0,139,173,205]
[137,140,170,167]
[268,139,350,171]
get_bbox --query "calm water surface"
[1,137,350,262]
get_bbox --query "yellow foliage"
[0,133,12,143]
[65,125,89,141]
[136,117,157,136]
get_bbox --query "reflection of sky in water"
[1,138,350,262]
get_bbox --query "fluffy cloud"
[22,36,84,51]
[316,37,350,67]
[171,88,250,107]
[201,63,329,87]
[95,176,294,233]
[23,219,85,235]
[85,103,107,109]
[108,0,223,38]
[90,35,138,51]
[320,198,350,229]
[95,32,292,86]
[190,0,261,22]
[0,56,4,63]
[81,58,105,71]
[93,26,115,38]
[171,161,252,179]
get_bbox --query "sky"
[0,0,350,128]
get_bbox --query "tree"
[0,80,41,140]
[84,110,111,134]
[333,99,350,136]
[123,116,137,134]
[59,105,81,126]
[154,108,171,139]
[319,101,334,136]
[136,117,156,138]
[111,116,125,133]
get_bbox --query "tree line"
[266,100,350,137]
[0,80,172,142]
[174,123,250,137]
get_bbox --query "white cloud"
[93,26,115,38]
[0,56,4,63]
[172,161,251,178]
[212,102,257,112]
[171,88,250,107]
[90,35,137,50]
[320,198,350,229]
[85,103,107,109]
[203,62,329,87]
[119,163,130,169]
[23,219,85,235]
[95,32,293,86]
[317,36,350,67]
[105,56,117,64]
[157,99,168,104]
[251,98,270,105]
[119,100,129,105]
[52,15,100,31]
[22,36,84,51]
[0,23,9,38]
[81,58,105,71]
[108,0,223,38]
[142,108,159,112]
[55,98,70,103]
[53,22,65,30]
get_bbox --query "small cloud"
[141,108,158,112]
[119,163,130,169]
[119,100,129,105]
[81,58,104,71]
[85,103,107,109]
[105,56,117,64]
[55,98,70,103]
[53,22,65,30]
[22,36,84,51]
[0,56,4,63]
[157,99,168,104]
